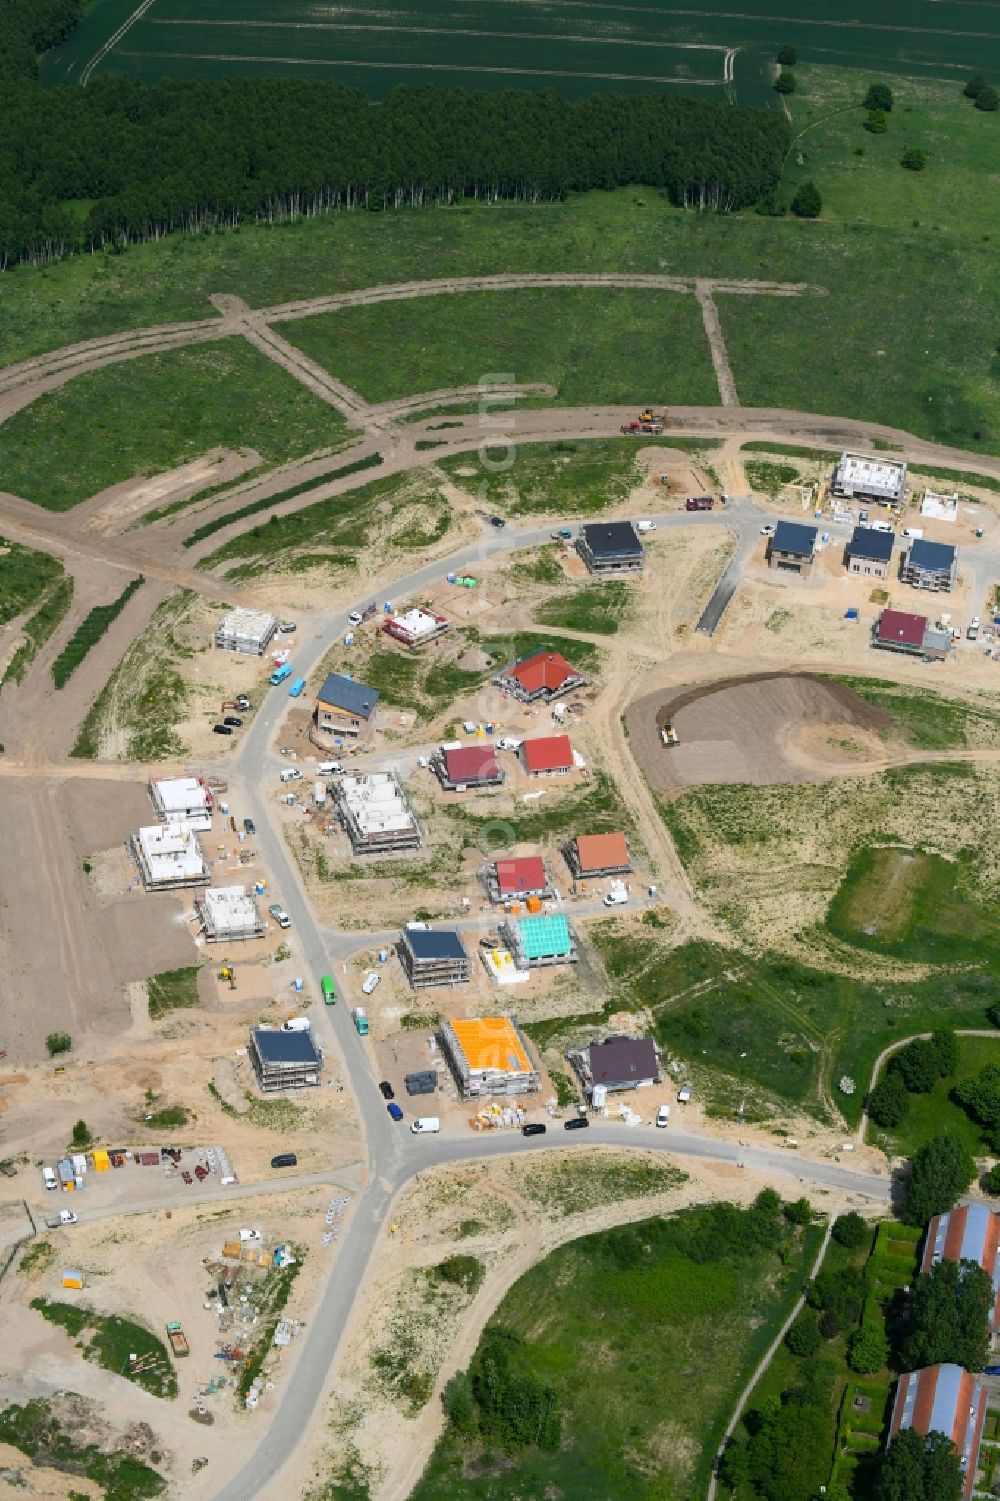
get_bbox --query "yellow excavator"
[218,965,236,991]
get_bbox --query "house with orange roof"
[493,649,585,704]
[439,1015,540,1099]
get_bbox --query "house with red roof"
[432,743,503,792]
[494,649,585,704]
[563,831,632,880]
[485,855,553,904]
[888,1364,986,1500]
[520,734,574,776]
[873,608,951,662]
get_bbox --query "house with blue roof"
[767,520,818,577]
[314,672,380,744]
[902,537,957,593]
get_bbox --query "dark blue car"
[387,1102,404,1122]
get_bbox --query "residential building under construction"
[331,771,421,855]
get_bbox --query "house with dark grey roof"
[574,1035,660,1094]
[901,537,957,593]
[397,925,471,989]
[768,521,818,576]
[249,1027,323,1093]
[576,521,645,575]
[313,672,380,745]
[847,525,895,580]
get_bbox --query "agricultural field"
[39,0,1000,109]
[0,340,344,511]
[279,289,719,407]
[411,1198,823,1501]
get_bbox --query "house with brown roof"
[569,1035,660,1095]
[494,649,584,704]
[520,734,574,777]
[563,831,632,880]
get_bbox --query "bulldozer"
[218,965,236,991]
[660,722,679,747]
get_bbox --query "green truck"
[352,1007,369,1035]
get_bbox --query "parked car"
[362,972,381,996]
[387,1102,404,1122]
[496,736,522,751]
[268,903,291,930]
[636,519,657,533]
[243,818,256,834]
[270,1152,298,1169]
[348,610,363,626]
[224,716,243,728]
[213,724,234,736]
[564,1116,590,1131]
[42,1167,58,1191]
[522,1122,547,1137]
[279,621,297,633]
[759,523,776,537]
[379,1080,395,1100]
[488,515,506,528]
[656,1105,671,1129]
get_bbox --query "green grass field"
[829,676,1000,750]
[30,1300,178,1399]
[0,340,344,510]
[872,1034,1000,1157]
[0,542,74,687]
[51,576,144,688]
[439,439,654,518]
[147,965,201,1020]
[533,581,632,636]
[279,289,719,406]
[411,1203,822,1501]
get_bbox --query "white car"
[636,519,657,533]
[348,611,363,626]
[759,523,776,537]
[656,1105,670,1129]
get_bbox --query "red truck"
[620,420,664,437]
[685,497,714,511]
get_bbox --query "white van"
[314,781,327,807]
[496,736,522,751]
[317,761,342,775]
[362,972,381,996]
[411,1117,440,1134]
[279,768,303,783]
[42,1166,58,1191]
[636,520,657,533]
[603,885,629,907]
[281,1017,311,1033]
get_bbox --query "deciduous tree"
[903,1257,992,1372]
[903,1134,976,1224]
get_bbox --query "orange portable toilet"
[525,895,543,914]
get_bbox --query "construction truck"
[165,1322,189,1358]
[621,420,663,437]
[44,1209,78,1229]
[660,723,679,747]
[222,695,252,712]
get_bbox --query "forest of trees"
[0,0,790,269]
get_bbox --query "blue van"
[289,677,306,698]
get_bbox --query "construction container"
[525,895,543,914]
[222,1241,242,1260]
[92,1149,110,1172]
[62,1271,84,1290]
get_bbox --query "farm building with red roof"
[920,1204,1000,1330]
[494,650,584,703]
[888,1364,986,1500]
[520,734,574,776]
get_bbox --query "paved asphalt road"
[203,500,901,1501]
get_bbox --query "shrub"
[849,1322,888,1374]
[785,1310,822,1357]
[776,45,797,65]
[983,1163,1000,1195]
[790,180,821,218]
[784,1197,813,1226]
[864,83,894,112]
[70,1120,92,1149]
[865,109,889,134]
[442,1371,475,1431]
[975,85,999,112]
[832,1211,868,1248]
[900,147,926,171]
[964,75,989,99]
[45,1032,72,1057]
[868,1072,909,1128]
[774,70,796,95]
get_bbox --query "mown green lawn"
[411,1204,822,1501]
[278,288,718,406]
[0,340,344,510]
[872,1034,1000,1158]
[3,188,1000,454]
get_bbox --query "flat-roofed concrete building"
[833,450,907,505]
[149,775,213,823]
[397,925,471,989]
[432,743,503,791]
[767,520,817,576]
[847,525,895,579]
[440,1015,540,1099]
[131,825,208,890]
[215,607,277,656]
[901,537,957,592]
[920,1203,1000,1330]
[332,771,421,854]
[195,885,264,942]
[576,520,645,575]
[888,1364,985,1500]
[249,1027,323,1093]
[563,831,632,880]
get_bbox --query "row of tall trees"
[0,6,789,268]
